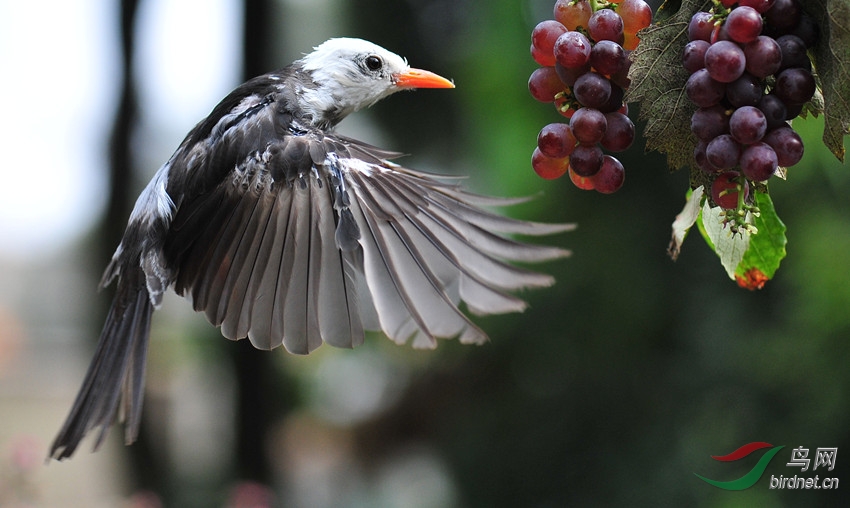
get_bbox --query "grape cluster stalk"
[684,0,815,216]
[528,0,652,193]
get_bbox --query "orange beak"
[394,68,455,89]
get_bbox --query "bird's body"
[50,38,572,460]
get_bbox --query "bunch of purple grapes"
[684,0,815,209]
[528,0,652,194]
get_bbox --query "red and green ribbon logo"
[695,442,785,490]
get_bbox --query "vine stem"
[736,173,747,212]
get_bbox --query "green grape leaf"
[697,202,750,280]
[734,192,787,289]
[624,0,711,171]
[688,191,786,288]
[807,0,850,161]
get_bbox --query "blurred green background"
[0,0,847,506]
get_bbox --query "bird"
[49,37,573,460]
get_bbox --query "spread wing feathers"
[169,153,366,354]
[341,158,573,348]
[166,134,572,353]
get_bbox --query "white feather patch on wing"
[128,163,175,227]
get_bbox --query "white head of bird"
[297,38,455,124]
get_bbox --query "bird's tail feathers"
[49,271,153,461]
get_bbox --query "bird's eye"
[365,55,383,71]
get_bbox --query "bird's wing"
[163,83,573,354]
[334,144,574,349]
[165,134,368,354]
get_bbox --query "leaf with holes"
[624,0,711,172]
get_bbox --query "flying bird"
[50,38,573,460]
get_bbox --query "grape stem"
[723,174,760,235]
[588,0,609,12]
[709,0,732,19]
[735,173,747,211]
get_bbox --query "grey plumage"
[49,38,573,460]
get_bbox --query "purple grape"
[741,142,778,181]
[686,68,726,107]
[691,105,730,142]
[725,6,763,44]
[573,71,612,109]
[688,11,715,42]
[757,94,788,130]
[744,36,781,78]
[729,105,767,144]
[726,73,763,107]
[528,67,565,102]
[532,20,568,67]
[683,40,710,74]
[776,35,811,72]
[538,122,577,158]
[570,107,608,144]
[588,8,624,43]
[765,0,802,32]
[763,126,804,166]
[590,40,627,76]
[704,41,746,83]
[706,134,742,170]
[601,112,635,152]
[593,155,625,194]
[775,67,816,105]
[554,31,592,69]
[532,147,569,179]
[569,144,604,176]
